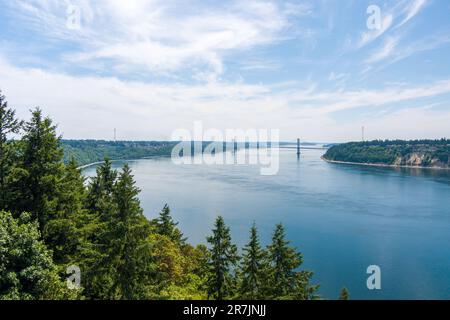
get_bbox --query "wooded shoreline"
[321,156,450,170]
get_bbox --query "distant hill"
[62,140,176,166]
[62,140,239,166]
[322,139,450,169]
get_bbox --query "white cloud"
[366,34,450,65]
[358,0,428,49]
[359,13,394,48]
[295,80,450,116]
[1,58,450,142]
[398,0,428,27]
[366,36,399,63]
[239,58,280,71]
[7,0,299,80]
[2,1,450,142]
[361,106,450,141]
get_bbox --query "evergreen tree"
[86,158,117,217]
[339,287,349,300]
[239,223,267,299]
[90,163,154,299]
[267,224,299,297]
[206,216,239,300]
[153,204,186,245]
[267,223,317,299]
[44,159,91,265]
[0,91,23,210]
[0,211,79,299]
[82,159,120,299]
[97,158,116,195]
[10,108,64,231]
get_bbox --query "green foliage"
[206,216,239,300]
[44,159,90,265]
[109,164,154,299]
[266,224,318,300]
[62,140,175,166]
[324,139,450,167]
[85,158,117,219]
[152,204,186,246]
[239,223,267,299]
[0,91,23,210]
[9,108,64,231]
[339,287,349,300]
[84,163,155,299]
[0,211,79,300]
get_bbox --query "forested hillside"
[62,140,175,166]
[0,91,322,300]
[323,140,450,168]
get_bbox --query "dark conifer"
[206,216,239,300]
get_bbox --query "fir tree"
[267,223,317,299]
[0,91,23,210]
[153,204,186,245]
[239,223,267,299]
[86,158,117,217]
[206,216,239,300]
[10,108,64,231]
[44,158,90,265]
[267,224,299,297]
[339,287,349,300]
[81,159,121,299]
[93,163,153,299]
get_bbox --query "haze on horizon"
[1,0,450,143]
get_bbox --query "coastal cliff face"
[323,140,450,169]
[393,153,450,168]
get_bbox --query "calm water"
[82,148,450,299]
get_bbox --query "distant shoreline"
[321,156,450,170]
[77,161,105,170]
[77,154,172,170]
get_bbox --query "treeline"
[62,140,175,166]
[324,139,450,167]
[62,140,252,166]
[0,91,322,300]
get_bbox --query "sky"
[0,0,450,142]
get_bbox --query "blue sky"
[0,0,450,141]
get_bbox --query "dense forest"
[62,140,175,166]
[62,140,263,167]
[323,140,450,168]
[0,91,328,300]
